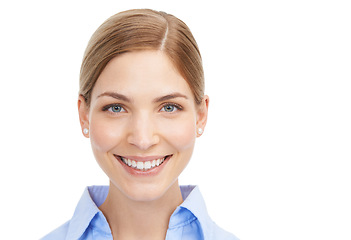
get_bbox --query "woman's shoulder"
[40,221,70,240]
[40,186,109,240]
[179,185,239,240]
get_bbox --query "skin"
[78,50,209,240]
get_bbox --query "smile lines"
[117,156,169,171]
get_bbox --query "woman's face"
[79,50,208,201]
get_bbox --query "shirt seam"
[168,216,198,229]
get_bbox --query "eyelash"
[101,102,183,114]
[160,103,183,112]
[102,104,126,113]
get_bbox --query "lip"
[113,154,172,176]
[118,155,168,162]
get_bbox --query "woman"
[42,9,238,240]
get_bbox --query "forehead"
[92,50,193,99]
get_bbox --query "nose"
[127,112,160,150]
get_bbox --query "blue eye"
[110,105,123,112]
[103,104,125,113]
[161,104,182,112]
[163,105,175,112]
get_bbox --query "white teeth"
[132,160,137,168]
[144,161,151,170]
[120,156,168,171]
[136,161,144,170]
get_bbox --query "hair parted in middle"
[79,9,204,107]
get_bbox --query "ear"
[78,95,90,138]
[196,95,209,137]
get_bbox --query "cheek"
[162,115,196,151]
[89,116,125,153]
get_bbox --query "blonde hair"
[79,9,204,107]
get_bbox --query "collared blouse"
[42,185,238,240]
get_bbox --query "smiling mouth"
[114,155,171,171]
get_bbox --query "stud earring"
[83,128,89,135]
[198,128,203,135]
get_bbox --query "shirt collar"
[66,185,212,239]
[171,185,214,239]
[65,186,111,240]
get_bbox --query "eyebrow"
[97,91,188,103]
[97,92,131,102]
[153,93,188,103]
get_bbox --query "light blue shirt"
[42,185,238,240]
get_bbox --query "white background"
[1,0,350,239]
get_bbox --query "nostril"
[127,118,160,150]
[127,134,160,150]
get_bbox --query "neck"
[99,181,183,240]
